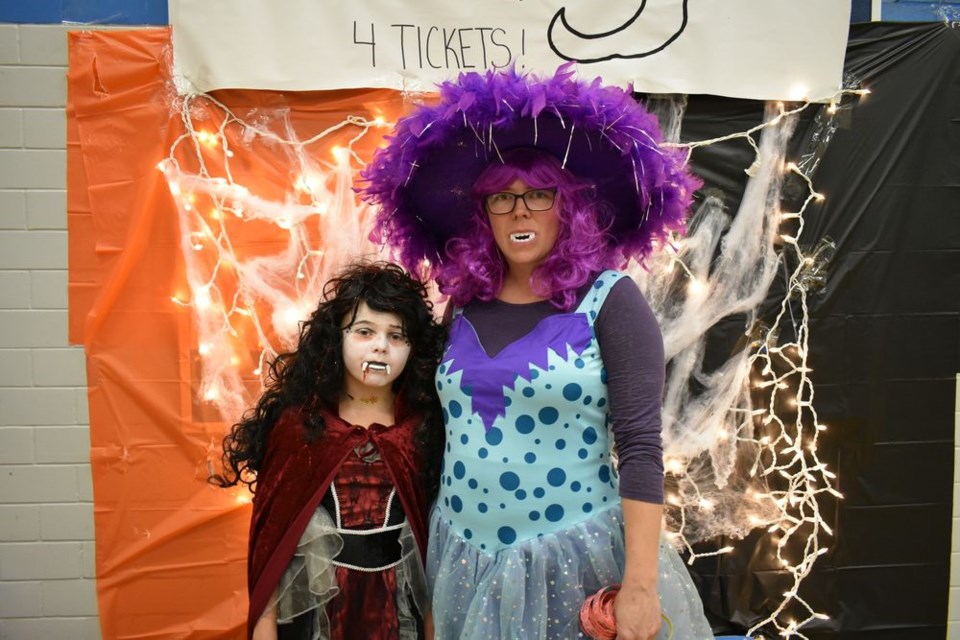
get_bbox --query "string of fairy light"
[159,84,867,638]
[158,91,390,496]
[658,88,868,638]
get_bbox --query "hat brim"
[361,65,700,271]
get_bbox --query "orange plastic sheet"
[67,29,406,638]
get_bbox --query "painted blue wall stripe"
[0,0,168,25]
[2,1,957,28]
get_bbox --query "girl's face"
[485,178,561,273]
[341,301,412,395]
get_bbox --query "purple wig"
[437,148,616,310]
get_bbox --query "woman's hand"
[613,583,662,640]
[424,610,435,640]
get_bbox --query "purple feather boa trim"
[359,64,701,274]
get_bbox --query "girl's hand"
[424,610,435,640]
[251,605,278,640]
[613,584,662,640]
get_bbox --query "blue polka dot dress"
[428,271,712,639]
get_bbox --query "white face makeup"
[341,302,412,396]
[486,178,561,273]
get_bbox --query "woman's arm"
[614,498,664,640]
[595,278,666,504]
[594,277,667,639]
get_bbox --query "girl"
[213,262,445,640]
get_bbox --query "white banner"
[170,0,851,101]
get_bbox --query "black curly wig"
[211,262,446,498]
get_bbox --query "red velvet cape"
[246,406,430,636]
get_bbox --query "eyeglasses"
[484,188,557,215]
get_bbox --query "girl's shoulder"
[265,406,307,447]
[269,405,335,447]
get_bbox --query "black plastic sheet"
[678,22,960,638]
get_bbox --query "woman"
[212,263,446,640]
[361,67,711,640]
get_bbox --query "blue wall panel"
[0,0,167,25]
[851,0,873,22]
[0,0,63,23]
[882,0,960,21]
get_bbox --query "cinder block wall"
[0,23,101,640]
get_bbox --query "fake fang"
[510,232,536,243]
[361,361,391,375]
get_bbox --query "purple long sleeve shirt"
[461,276,666,504]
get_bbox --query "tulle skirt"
[272,506,428,640]
[426,505,712,640]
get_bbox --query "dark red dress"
[322,449,411,639]
[247,407,431,640]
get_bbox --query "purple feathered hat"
[359,64,700,273]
